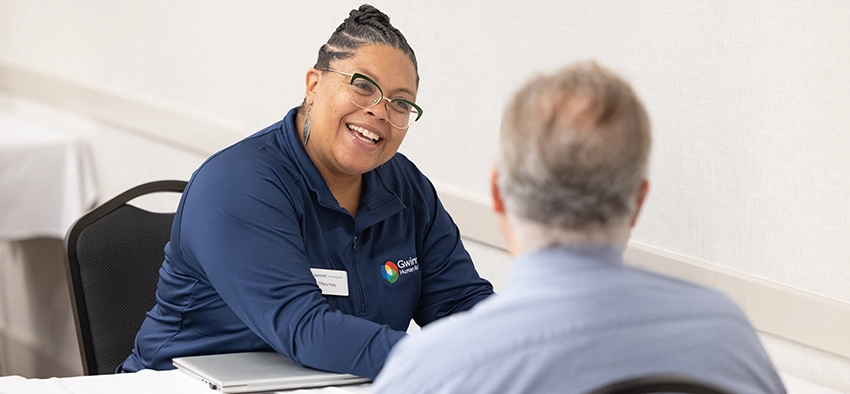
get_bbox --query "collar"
[506,245,625,288]
[279,108,405,229]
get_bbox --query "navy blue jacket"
[121,108,494,378]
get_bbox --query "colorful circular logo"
[382,261,399,283]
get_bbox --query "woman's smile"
[347,123,382,145]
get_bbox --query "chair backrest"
[64,180,187,375]
[586,374,732,394]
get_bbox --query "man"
[371,61,785,393]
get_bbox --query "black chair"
[64,180,187,375]
[587,374,732,394]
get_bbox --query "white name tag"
[310,268,349,296]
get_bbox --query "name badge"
[310,268,349,296]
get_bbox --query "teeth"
[348,125,380,143]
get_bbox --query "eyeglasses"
[320,68,423,129]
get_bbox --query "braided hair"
[315,4,419,86]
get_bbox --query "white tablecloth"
[0,110,97,240]
[0,370,842,394]
[0,370,372,394]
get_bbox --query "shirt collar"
[280,108,337,208]
[506,245,625,289]
[279,107,405,227]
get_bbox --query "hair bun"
[315,3,419,86]
[350,4,391,27]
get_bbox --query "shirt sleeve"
[371,337,433,394]
[412,174,495,326]
[178,155,405,379]
[372,328,480,394]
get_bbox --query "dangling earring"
[303,106,312,145]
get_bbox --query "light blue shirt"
[373,246,785,393]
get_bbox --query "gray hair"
[497,61,651,247]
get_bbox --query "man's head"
[493,61,651,253]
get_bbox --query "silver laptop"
[173,351,371,393]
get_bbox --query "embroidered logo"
[382,261,399,283]
[382,257,419,284]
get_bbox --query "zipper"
[351,234,367,316]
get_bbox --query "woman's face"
[304,44,418,181]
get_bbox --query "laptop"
[172,351,371,393]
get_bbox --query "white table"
[0,370,372,394]
[0,110,97,240]
[0,369,841,394]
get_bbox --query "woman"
[120,5,494,379]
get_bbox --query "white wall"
[2,0,849,390]
[2,1,847,304]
